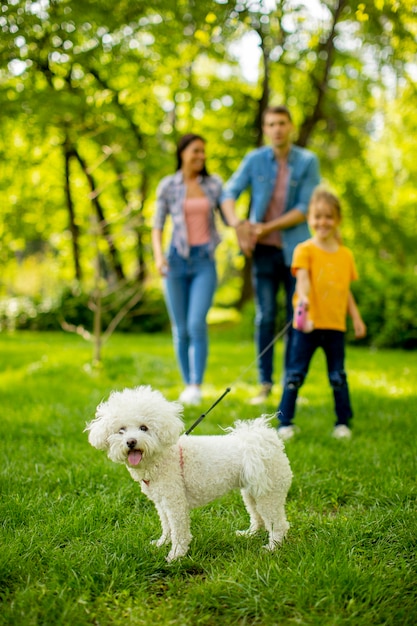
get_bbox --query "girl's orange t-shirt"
[292,239,358,332]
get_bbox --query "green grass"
[0,330,416,625]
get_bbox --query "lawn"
[0,330,416,625]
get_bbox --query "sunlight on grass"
[207,305,242,326]
[353,370,415,397]
[0,331,416,626]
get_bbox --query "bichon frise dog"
[86,385,292,562]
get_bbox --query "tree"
[0,0,416,310]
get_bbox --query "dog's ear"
[84,407,111,450]
[158,402,184,446]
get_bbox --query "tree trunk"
[63,138,82,281]
[254,28,270,148]
[88,68,148,282]
[297,0,347,147]
[110,154,148,283]
[73,148,125,281]
[135,170,148,282]
[238,26,270,309]
[92,286,102,365]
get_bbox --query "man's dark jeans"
[252,244,296,385]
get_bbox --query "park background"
[1,1,416,625]
[0,0,416,352]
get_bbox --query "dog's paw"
[151,535,171,548]
[166,544,189,562]
[262,539,282,552]
[236,527,260,537]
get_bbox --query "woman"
[152,133,245,405]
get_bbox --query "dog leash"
[184,320,291,435]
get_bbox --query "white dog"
[86,385,292,562]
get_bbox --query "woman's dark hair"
[176,133,209,176]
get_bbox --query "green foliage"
[0,1,416,347]
[0,286,169,334]
[1,259,417,348]
[351,263,417,349]
[0,331,416,625]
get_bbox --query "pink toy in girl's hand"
[295,302,307,330]
[294,302,314,333]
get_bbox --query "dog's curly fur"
[86,385,292,562]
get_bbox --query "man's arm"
[254,208,306,240]
[221,152,253,203]
[221,199,255,257]
[221,152,256,256]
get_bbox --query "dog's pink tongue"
[128,450,142,466]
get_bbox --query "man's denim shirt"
[222,145,320,265]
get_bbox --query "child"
[277,187,366,440]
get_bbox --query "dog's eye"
[118,427,126,434]
[140,425,148,432]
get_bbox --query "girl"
[277,187,366,439]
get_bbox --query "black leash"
[185,320,291,435]
[184,387,231,435]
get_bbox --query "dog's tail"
[226,416,291,497]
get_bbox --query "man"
[222,105,320,404]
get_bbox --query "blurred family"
[152,105,366,437]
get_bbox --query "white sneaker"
[278,425,297,441]
[250,383,273,405]
[179,385,202,406]
[332,425,352,439]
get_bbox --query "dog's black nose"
[126,438,137,450]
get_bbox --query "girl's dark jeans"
[278,329,353,427]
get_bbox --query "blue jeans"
[278,329,353,427]
[252,245,296,385]
[164,245,217,385]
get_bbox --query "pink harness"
[142,444,184,487]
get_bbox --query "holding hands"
[222,199,277,257]
[236,221,284,256]
[234,220,257,257]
